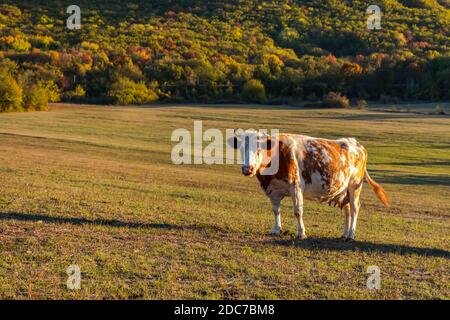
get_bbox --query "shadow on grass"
[369,170,450,186]
[0,212,181,229]
[383,175,450,186]
[264,237,450,258]
[324,112,448,121]
[373,161,450,167]
[3,212,448,258]
[0,212,227,233]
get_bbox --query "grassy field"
[0,103,448,299]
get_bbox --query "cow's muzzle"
[242,165,254,176]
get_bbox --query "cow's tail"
[364,168,389,207]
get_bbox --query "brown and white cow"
[229,130,389,241]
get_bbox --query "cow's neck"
[255,140,298,191]
[255,170,274,192]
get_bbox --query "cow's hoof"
[297,234,308,241]
[345,237,355,243]
[270,228,282,236]
[339,235,348,242]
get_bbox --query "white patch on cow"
[304,171,327,200]
[347,140,358,154]
[339,170,346,183]
[334,171,340,183]
[321,148,331,163]
[349,162,357,176]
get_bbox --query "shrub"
[23,83,48,111]
[242,79,267,104]
[0,58,18,76]
[41,80,61,102]
[357,99,368,110]
[435,105,446,115]
[11,38,31,52]
[108,77,158,105]
[321,92,350,108]
[0,4,21,17]
[400,0,441,9]
[0,72,23,112]
[63,84,86,102]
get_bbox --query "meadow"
[0,103,448,299]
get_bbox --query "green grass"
[0,103,449,299]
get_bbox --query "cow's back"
[291,135,366,206]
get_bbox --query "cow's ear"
[227,136,239,149]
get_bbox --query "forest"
[0,0,449,111]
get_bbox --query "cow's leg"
[270,197,282,235]
[341,203,351,240]
[347,184,362,241]
[291,186,307,240]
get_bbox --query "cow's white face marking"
[236,130,266,176]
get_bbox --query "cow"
[228,130,389,241]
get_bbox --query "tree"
[23,83,48,111]
[63,84,86,102]
[340,63,363,79]
[0,0,449,106]
[108,77,158,105]
[242,79,267,104]
[321,92,350,109]
[0,72,23,112]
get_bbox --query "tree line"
[0,0,449,112]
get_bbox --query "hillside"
[0,0,449,109]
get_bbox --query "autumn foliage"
[0,1,449,111]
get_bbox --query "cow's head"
[228,130,272,176]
